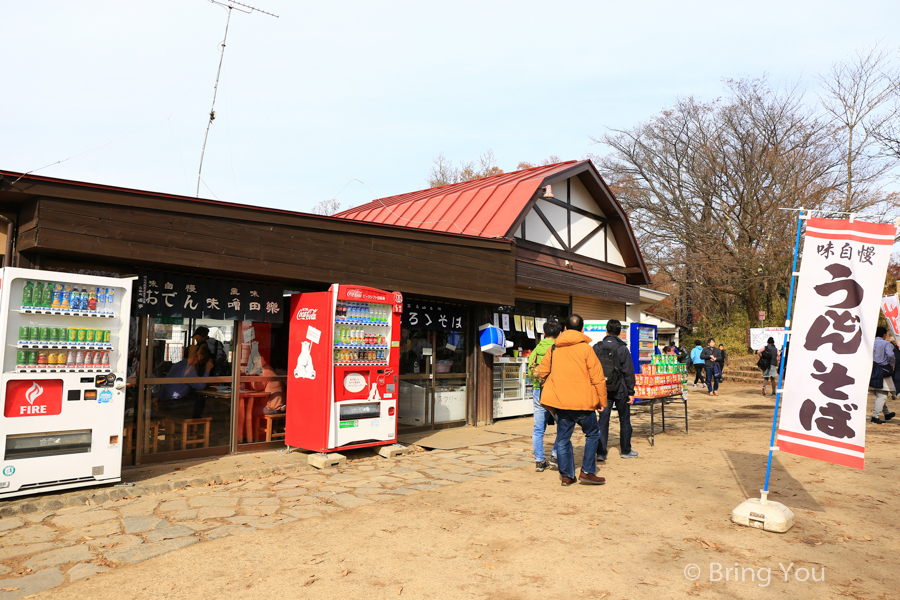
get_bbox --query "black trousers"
[693,364,705,384]
[598,394,633,456]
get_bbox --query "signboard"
[584,321,629,346]
[777,218,895,470]
[748,327,787,351]
[4,380,64,417]
[400,301,464,331]
[135,269,283,323]
[881,295,900,337]
[758,311,766,321]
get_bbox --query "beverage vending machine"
[0,267,132,499]
[286,284,402,453]
[629,322,658,374]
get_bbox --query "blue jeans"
[532,388,558,461]
[706,367,719,393]
[598,395,632,456]
[554,409,600,479]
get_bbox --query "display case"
[629,323,658,374]
[0,268,133,499]
[492,356,530,418]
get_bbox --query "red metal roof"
[335,161,579,238]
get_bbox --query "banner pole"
[763,209,805,494]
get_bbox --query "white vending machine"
[0,267,133,499]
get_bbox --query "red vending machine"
[286,284,402,452]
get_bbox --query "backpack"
[594,340,624,394]
[757,347,771,371]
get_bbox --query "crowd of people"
[527,315,637,486]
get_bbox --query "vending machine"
[0,267,132,499]
[286,284,402,453]
[629,322,657,374]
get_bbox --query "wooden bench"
[261,413,286,442]
[122,421,160,454]
[163,417,212,451]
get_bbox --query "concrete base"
[732,491,794,533]
[377,444,409,459]
[308,453,346,469]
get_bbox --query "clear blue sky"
[2,0,899,212]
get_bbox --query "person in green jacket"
[528,319,562,472]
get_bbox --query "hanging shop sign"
[777,218,895,470]
[135,269,283,323]
[400,300,464,331]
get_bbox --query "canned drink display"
[29,326,39,340]
[16,350,26,366]
[19,326,29,342]
[103,329,111,344]
[67,350,77,367]
[95,329,104,344]
[58,327,68,343]
[85,329,95,343]
[75,350,85,367]
[68,328,78,343]
[101,351,110,367]
[37,350,49,365]
[47,351,58,366]
[26,350,37,366]
[77,328,86,343]
[39,326,50,342]
[49,327,59,342]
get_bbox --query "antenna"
[196,0,278,197]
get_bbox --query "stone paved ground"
[0,435,536,599]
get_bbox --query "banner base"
[731,490,795,533]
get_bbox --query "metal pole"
[196,6,232,197]
[763,210,804,492]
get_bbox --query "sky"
[3,0,900,214]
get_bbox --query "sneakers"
[597,454,607,462]
[578,471,606,485]
[535,459,550,472]
[549,456,558,469]
[621,450,639,459]
[761,386,767,396]
[885,412,896,421]
[871,417,885,424]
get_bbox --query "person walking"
[595,319,638,461]
[757,337,779,396]
[700,338,722,396]
[528,319,561,472]
[536,314,607,486]
[871,327,895,424]
[690,340,705,388]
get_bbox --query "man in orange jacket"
[537,314,608,486]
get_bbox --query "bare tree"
[310,198,342,216]
[594,78,840,323]
[427,150,504,187]
[818,45,900,212]
[516,155,562,170]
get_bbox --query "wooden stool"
[123,421,160,454]
[261,413,286,442]
[164,417,211,451]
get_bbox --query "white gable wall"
[515,176,626,267]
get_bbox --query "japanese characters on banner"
[400,301,464,331]
[777,218,896,470]
[881,295,900,337]
[135,269,283,323]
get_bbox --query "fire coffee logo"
[25,382,43,405]
[4,379,63,418]
[296,308,318,321]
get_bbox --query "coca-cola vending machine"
[286,284,402,452]
[0,267,133,499]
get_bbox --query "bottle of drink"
[21,281,34,308]
[105,288,115,314]
[336,301,343,321]
[87,289,98,312]
[61,285,72,309]
[96,287,106,313]
[51,284,63,309]
[42,283,54,309]
[80,288,89,311]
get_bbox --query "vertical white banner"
[881,295,900,337]
[778,218,896,470]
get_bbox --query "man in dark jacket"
[594,319,638,460]
[700,338,722,396]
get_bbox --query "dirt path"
[5,384,899,600]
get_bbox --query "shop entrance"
[398,329,468,433]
